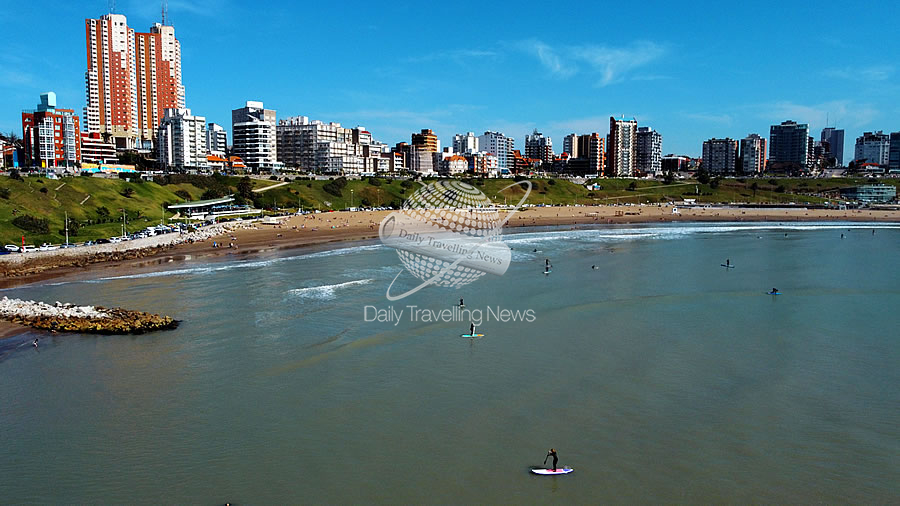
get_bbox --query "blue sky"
[1,0,898,157]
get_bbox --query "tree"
[696,168,711,185]
[627,181,637,191]
[663,171,675,185]
[237,176,254,199]
[120,187,135,198]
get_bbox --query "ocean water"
[1,222,898,504]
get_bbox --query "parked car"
[20,245,37,253]
[4,244,20,252]
[95,239,110,244]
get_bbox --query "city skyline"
[1,1,898,158]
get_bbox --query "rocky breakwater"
[0,296,178,334]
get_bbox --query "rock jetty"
[0,297,178,334]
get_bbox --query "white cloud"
[404,49,499,64]
[823,65,893,81]
[518,39,667,85]
[758,100,880,130]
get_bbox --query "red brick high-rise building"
[85,13,184,150]
[22,92,81,168]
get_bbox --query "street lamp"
[350,189,354,210]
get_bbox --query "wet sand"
[1,205,897,290]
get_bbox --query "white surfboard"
[460,334,484,338]
[531,468,573,475]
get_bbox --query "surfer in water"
[469,322,476,336]
[32,338,38,348]
[771,287,779,294]
[545,258,551,272]
[459,298,464,307]
[544,448,558,471]
[726,259,730,267]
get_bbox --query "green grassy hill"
[1,174,893,246]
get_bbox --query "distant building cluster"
[2,7,899,179]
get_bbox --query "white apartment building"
[232,101,277,171]
[452,132,479,153]
[158,108,208,170]
[206,122,227,156]
[854,131,891,166]
[740,134,766,174]
[608,117,638,176]
[477,131,514,169]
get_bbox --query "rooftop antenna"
[162,0,168,25]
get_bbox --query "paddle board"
[767,291,780,295]
[460,334,484,338]
[721,264,735,268]
[531,468,573,475]
[544,270,552,275]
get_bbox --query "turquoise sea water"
[1,222,898,504]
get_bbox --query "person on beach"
[544,449,558,471]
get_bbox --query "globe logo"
[379,179,531,301]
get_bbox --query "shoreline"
[1,205,898,290]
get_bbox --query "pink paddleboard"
[531,468,573,475]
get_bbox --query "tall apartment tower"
[85,13,184,149]
[232,101,277,172]
[769,120,809,170]
[525,129,553,164]
[411,129,439,153]
[158,108,207,170]
[563,134,578,157]
[478,131,515,170]
[452,132,479,154]
[740,134,767,174]
[608,116,638,176]
[569,134,604,175]
[635,126,662,176]
[21,92,81,167]
[702,138,738,174]
[889,132,900,173]
[206,123,227,155]
[820,127,844,166]
[854,131,891,166]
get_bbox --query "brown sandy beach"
[2,205,898,290]
[1,204,897,340]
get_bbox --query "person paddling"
[469,322,477,336]
[459,298,464,307]
[544,448,558,471]
[545,258,551,272]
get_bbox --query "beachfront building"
[566,133,604,176]
[562,134,577,157]
[157,108,208,171]
[525,129,553,165]
[769,120,809,171]
[232,101,277,172]
[439,154,469,175]
[608,116,638,176]
[465,151,499,177]
[80,132,117,163]
[702,138,738,174]
[854,131,890,167]
[478,131,514,170]
[821,127,844,167]
[889,132,900,174]
[452,132,479,154]
[636,126,662,176]
[740,134,767,174]
[206,123,227,156]
[21,92,81,168]
[277,116,348,171]
[84,13,184,149]
[661,154,690,172]
[839,184,896,203]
